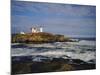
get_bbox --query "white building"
[31,26,43,33]
[20,31,25,34]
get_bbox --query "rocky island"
[12,32,73,44]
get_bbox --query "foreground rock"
[12,56,96,74]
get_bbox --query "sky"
[11,0,96,38]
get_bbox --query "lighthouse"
[40,27,43,32]
[31,26,43,33]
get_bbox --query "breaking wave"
[11,40,96,63]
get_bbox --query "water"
[11,39,96,63]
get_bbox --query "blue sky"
[11,0,96,38]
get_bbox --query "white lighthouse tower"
[40,26,43,32]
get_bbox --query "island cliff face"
[12,32,72,43]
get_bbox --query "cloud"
[11,1,96,37]
[12,1,96,17]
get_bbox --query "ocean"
[11,38,96,64]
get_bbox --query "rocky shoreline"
[11,56,96,74]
